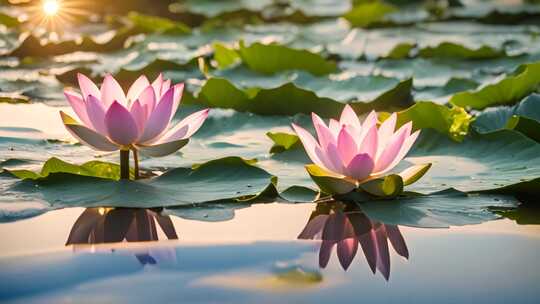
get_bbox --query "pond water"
[2,0,540,302]
[1,203,539,303]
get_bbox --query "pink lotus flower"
[292,105,428,195]
[60,73,209,179]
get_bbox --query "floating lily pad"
[407,129,540,195]
[3,157,276,208]
[473,94,540,142]
[236,41,337,76]
[196,77,413,117]
[359,189,518,228]
[450,61,540,109]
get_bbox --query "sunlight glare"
[43,0,60,16]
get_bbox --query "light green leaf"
[267,132,301,154]
[213,42,241,69]
[450,61,540,109]
[127,12,191,35]
[381,101,472,141]
[343,2,397,28]
[359,174,404,198]
[237,41,337,76]
[305,164,356,195]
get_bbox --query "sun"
[42,0,60,16]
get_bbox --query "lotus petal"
[138,87,174,143]
[377,112,397,155]
[357,124,378,160]
[158,108,209,143]
[337,126,358,165]
[328,119,341,138]
[312,113,335,148]
[126,75,150,103]
[340,104,362,131]
[170,83,184,119]
[151,73,164,96]
[64,90,92,128]
[77,73,100,100]
[105,101,139,146]
[373,122,411,174]
[138,85,157,118]
[60,111,119,151]
[383,130,421,174]
[130,100,147,134]
[137,138,189,157]
[346,153,374,181]
[101,74,126,107]
[325,143,345,174]
[361,110,378,130]
[292,123,325,168]
[85,95,107,135]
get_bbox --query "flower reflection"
[66,207,178,265]
[298,202,408,280]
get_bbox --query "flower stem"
[120,149,130,180]
[132,149,140,180]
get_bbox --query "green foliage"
[127,12,191,35]
[212,42,241,69]
[451,61,540,109]
[267,132,301,154]
[5,157,123,180]
[473,94,540,143]
[237,41,337,76]
[381,101,472,141]
[6,157,276,207]
[197,77,413,117]
[344,1,397,28]
[0,12,19,28]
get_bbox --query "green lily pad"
[196,77,413,117]
[127,12,191,35]
[359,189,518,228]
[380,101,472,141]
[7,28,140,58]
[267,132,301,154]
[473,94,540,142]
[450,61,540,109]
[237,41,337,76]
[407,129,540,195]
[4,157,276,208]
[4,157,124,180]
[343,2,397,28]
[0,12,19,28]
[418,42,506,59]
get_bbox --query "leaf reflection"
[298,202,408,280]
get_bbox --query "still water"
[0,202,539,303]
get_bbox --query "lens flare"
[42,0,60,16]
